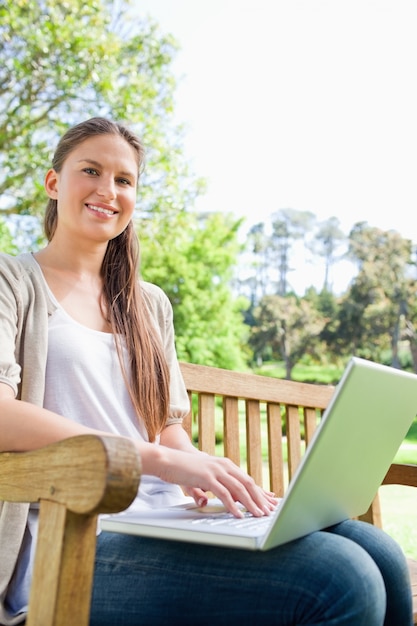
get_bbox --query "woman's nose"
[96,176,116,200]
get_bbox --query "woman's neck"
[35,237,107,279]
[34,240,112,332]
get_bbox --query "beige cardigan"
[0,252,189,625]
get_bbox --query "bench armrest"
[382,463,417,488]
[0,434,142,513]
[0,435,141,626]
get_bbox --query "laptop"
[101,357,417,550]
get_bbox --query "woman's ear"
[44,169,59,199]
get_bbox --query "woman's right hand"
[137,442,277,519]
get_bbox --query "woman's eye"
[117,177,132,186]
[83,167,98,175]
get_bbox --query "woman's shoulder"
[0,251,39,278]
[0,252,52,306]
[140,281,173,324]
[141,280,171,305]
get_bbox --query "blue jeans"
[90,520,412,625]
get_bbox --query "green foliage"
[250,293,326,378]
[3,1,417,375]
[0,0,187,218]
[0,217,17,253]
[139,210,250,370]
[309,217,346,292]
[246,218,417,376]
[329,224,415,363]
[256,209,316,296]
[1,0,250,369]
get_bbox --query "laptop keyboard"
[189,511,273,530]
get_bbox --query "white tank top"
[44,297,187,510]
[44,305,149,439]
[6,286,188,615]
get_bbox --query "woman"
[0,117,412,625]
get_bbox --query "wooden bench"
[179,361,417,624]
[0,362,415,624]
[0,435,141,626]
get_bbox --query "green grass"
[379,484,417,559]
[388,421,417,558]
[394,416,417,464]
[254,362,344,384]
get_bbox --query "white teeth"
[88,204,115,216]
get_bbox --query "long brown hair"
[44,117,170,441]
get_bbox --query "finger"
[204,463,267,518]
[186,487,209,507]
[207,482,246,518]
[215,462,276,517]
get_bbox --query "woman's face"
[44,133,139,244]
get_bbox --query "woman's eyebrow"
[77,158,101,167]
[77,158,136,179]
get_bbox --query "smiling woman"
[43,134,138,245]
[0,117,414,626]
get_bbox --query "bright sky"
[133,0,417,293]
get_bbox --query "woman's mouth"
[86,204,116,216]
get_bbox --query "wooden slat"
[246,399,263,487]
[26,500,68,626]
[27,502,98,626]
[223,396,241,466]
[198,393,216,455]
[304,407,319,447]
[180,362,334,408]
[286,405,302,480]
[53,509,97,624]
[182,390,193,439]
[267,402,285,497]
[357,493,383,528]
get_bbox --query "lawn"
[255,362,344,384]
[380,483,417,559]
[384,416,416,559]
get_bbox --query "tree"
[402,294,417,373]
[304,286,342,363]
[0,0,186,219]
[333,223,414,365]
[245,222,272,302]
[240,209,317,303]
[310,217,346,292]
[1,0,253,369]
[250,294,326,379]
[270,209,315,295]
[399,250,417,373]
[139,210,250,370]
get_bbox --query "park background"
[0,0,416,557]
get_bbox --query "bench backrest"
[179,362,334,497]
